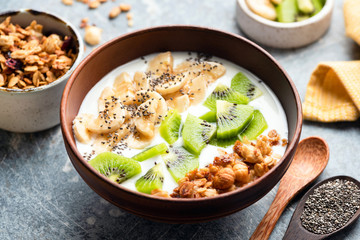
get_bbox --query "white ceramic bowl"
[0,9,84,133]
[236,0,334,48]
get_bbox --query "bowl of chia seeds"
[284,175,360,239]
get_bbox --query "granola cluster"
[152,130,286,199]
[0,17,77,90]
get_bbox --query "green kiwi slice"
[135,163,164,194]
[159,109,182,144]
[161,146,199,182]
[216,100,254,139]
[132,143,168,162]
[231,72,262,101]
[311,0,324,15]
[276,0,298,23]
[209,136,239,148]
[239,110,268,141]
[89,152,141,183]
[200,111,217,122]
[203,83,249,111]
[182,114,216,155]
[297,0,314,13]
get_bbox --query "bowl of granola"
[0,9,84,132]
[61,26,302,223]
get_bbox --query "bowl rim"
[237,0,334,28]
[0,9,84,94]
[61,25,303,202]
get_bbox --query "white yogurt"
[76,52,288,193]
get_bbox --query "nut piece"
[119,3,131,12]
[151,189,170,198]
[233,162,250,183]
[88,0,100,9]
[126,12,133,20]
[179,182,195,198]
[213,168,235,190]
[62,0,73,5]
[84,26,102,45]
[234,140,264,164]
[109,7,121,19]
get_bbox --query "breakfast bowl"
[60,25,302,223]
[0,9,84,132]
[236,0,334,48]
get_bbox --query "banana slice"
[73,113,92,144]
[136,90,167,122]
[92,124,132,153]
[246,0,277,21]
[166,94,190,113]
[98,87,116,112]
[134,99,158,138]
[87,106,126,134]
[155,72,189,95]
[187,75,207,105]
[174,61,226,84]
[133,71,150,91]
[147,51,174,75]
[127,133,153,149]
[113,72,136,105]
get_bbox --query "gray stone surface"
[0,0,359,239]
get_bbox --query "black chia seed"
[300,179,360,235]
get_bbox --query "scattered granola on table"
[151,130,285,198]
[0,17,77,90]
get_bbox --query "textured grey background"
[0,0,359,239]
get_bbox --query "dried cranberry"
[5,58,23,70]
[61,36,73,51]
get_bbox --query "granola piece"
[234,140,264,164]
[268,129,281,146]
[126,12,133,20]
[62,0,73,5]
[52,55,73,70]
[109,7,121,19]
[80,18,89,29]
[88,0,100,9]
[7,76,19,87]
[84,26,102,45]
[213,168,235,190]
[0,74,5,87]
[256,135,272,156]
[43,34,62,54]
[254,162,269,177]
[203,189,218,197]
[151,189,170,198]
[119,3,131,11]
[178,181,195,198]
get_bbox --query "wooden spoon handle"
[250,186,293,240]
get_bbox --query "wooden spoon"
[249,136,330,240]
[283,175,360,240]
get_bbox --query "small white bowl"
[0,9,84,133]
[236,0,334,48]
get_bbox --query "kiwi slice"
[203,83,249,111]
[276,0,298,23]
[216,100,254,139]
[231,72,262,101]
[311,0,324,15]
[89,152,141,183]
[182,114,216,155]
[200,111,217,122]
[239,110,268,141]
[132,143,168,162]
[135,163,164,194]
[161,146,199,182]
[209,136,239,148]
[159,109,182,144]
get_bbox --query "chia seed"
[300,179,360,235]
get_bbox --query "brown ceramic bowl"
[60,26,302,223]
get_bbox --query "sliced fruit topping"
[162,146,199,182]
[203,83,249,111]
[182,114,216,155]
[113,72,136,105]
[240,110,268,141]
[186,75,207,105]
[89,152,141,183]
[73,113,92,144]
[159,109,182,144]
[276,0,298,23]
[216,100,254,139]
[166,94,190,113]
[147,51,174,75]
[200,111,217,122]
[133,71,149,91]
[132,143,168,162]
[135,163,164,194]
[231,72,262,101]
[209,136,239,148]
